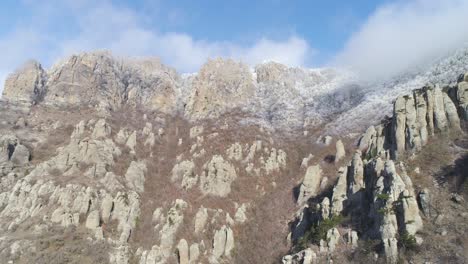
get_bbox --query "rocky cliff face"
[3,51,357,131]
[3,60,46,103]
[284,74,467,264]
[0,50,467,264]
[4,51,180,113]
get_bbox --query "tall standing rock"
[177,239,189,264]
[405,94,422,151]
[297,165,322,204]
[443,93,461,130]
[331,167,348,215]
[347,152,364,195]
[212,225,234,260]
[335,140,346,162]
[457,80,468,119]
[414,89,429,145]
[392,96,407,159]
[433,86,448,132]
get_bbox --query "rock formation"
[0,50,467,264]
[2,60,46,103]
[185,58,255,120]
[297,165,322,204]
[199,155,237,197]
[358,84,466,160]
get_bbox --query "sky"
[1,0,468,92]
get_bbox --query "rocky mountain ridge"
[0,50,466,264]
[2,51,357,131]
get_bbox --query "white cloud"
[0,1,312,94]
[57,2,312,72]
[334,0,468,80]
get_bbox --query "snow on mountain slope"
[324,47,468,135]
[3,48,468,135]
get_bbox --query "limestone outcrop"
[185,58,255,120]
[124,161,147,193]
[335,139,345,162]
[1,50,468,264]
[358,84,465,160]
[0,135,30,165]
[199,155,237,197]
[3,52,179,113]
[2,60,46,103]
[212,225,234,261]
[297,165,322,204]
[285,80,468,262]
[171,160,197,190]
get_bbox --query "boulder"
[0,135,19,163]
[10,144,30,165]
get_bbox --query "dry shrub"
[405,131,465,190]
[13,226,110,264]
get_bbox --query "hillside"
[0,50,467,264]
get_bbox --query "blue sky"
[1,0,468,91]
[0,0,388,66]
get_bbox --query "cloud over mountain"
[334,0,468,80]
